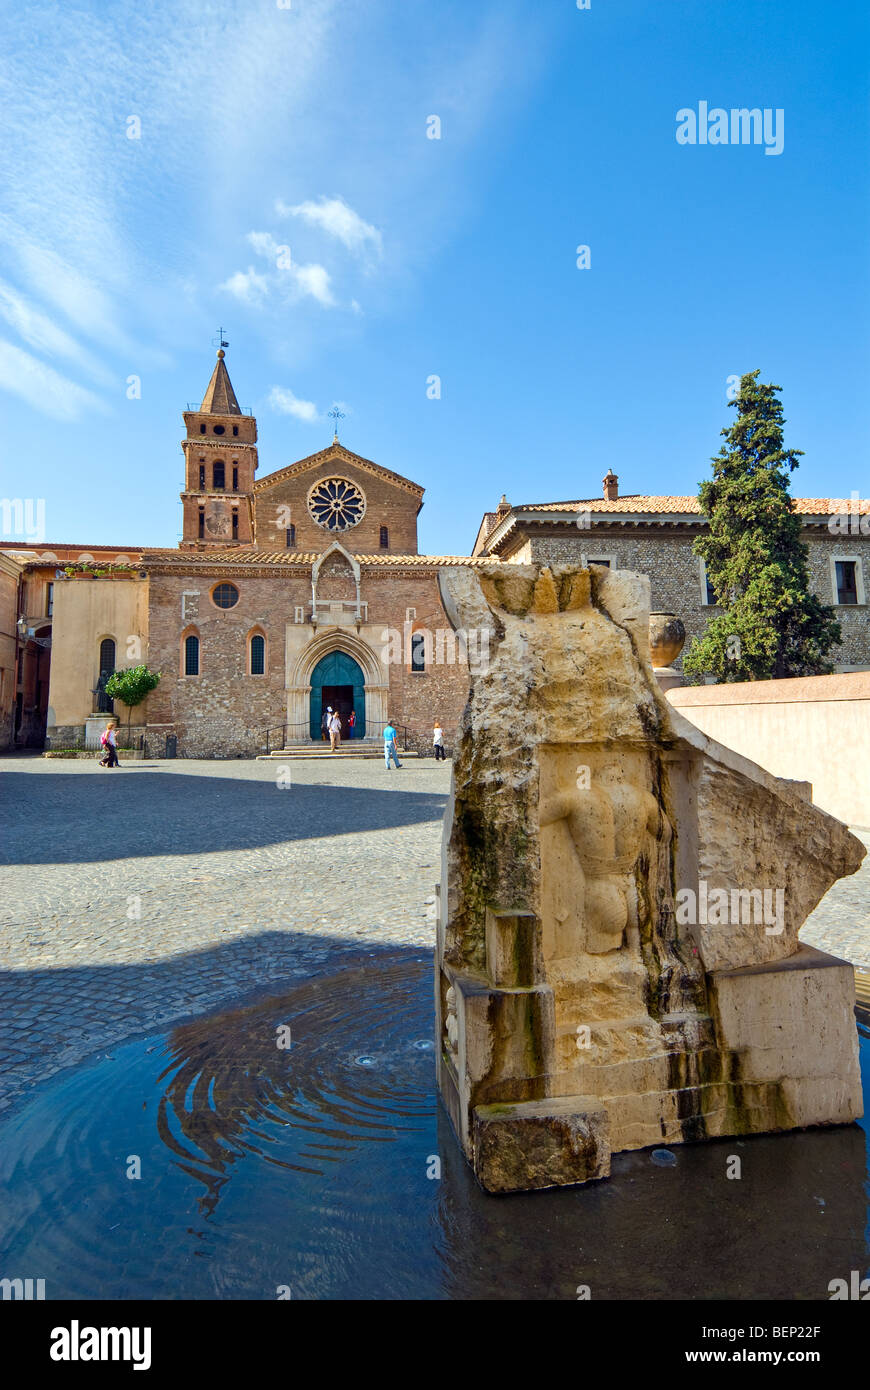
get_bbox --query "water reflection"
[0,958,866,1299]
[154,960,434,1215]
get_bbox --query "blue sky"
[0,0,867,555]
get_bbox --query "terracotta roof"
[514,496,870,516]
[143,549,489,567]
[0,542,149,552]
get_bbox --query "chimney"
[603,470,618,502]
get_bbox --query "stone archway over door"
[308,651,366,739]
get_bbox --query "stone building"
[2,348,868,756]
[472,475,870,673]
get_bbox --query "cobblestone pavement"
[1,755,868,1117]
[0,755,450,1115]
[800,827,870,973]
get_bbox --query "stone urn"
[648,612,685,684]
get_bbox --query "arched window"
[411,630,427,673]
[97,637,116,712]
[250,633,266,675]
[213,460,225,489]
[380,526,389,549]
[99,637,116,676]
[184,634,200,676]
[286,523,296,548]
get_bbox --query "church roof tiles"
[198,351,242,415]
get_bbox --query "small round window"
[213,425,225,435]
[212,582,239,609]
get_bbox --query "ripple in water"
[0,960,868,1300]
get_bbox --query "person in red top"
[347,709,356,740]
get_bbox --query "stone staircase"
[256,742,426,761]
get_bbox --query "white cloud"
[0,339,106,421]
[0,278,114,385]
[277,196,383,259]
[227,235,335,308]
[269,387,319,422]
[247,231,283,262]
[219,267,269,305]
[292,262,334,306]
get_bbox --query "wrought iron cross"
[328,406,345,440]
[212,327,229,350]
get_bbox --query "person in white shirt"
[433,723,446,761]
[329,710,342,752]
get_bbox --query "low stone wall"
[44,723,171,758]
[668,672,870,828]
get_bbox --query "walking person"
[433,722,446,761]
[329,708,342,752]
[98,718,120,769]
[383,719,402,770]
[321,705,332,742]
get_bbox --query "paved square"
[1,755,867,1116]
[0,755,451,1112]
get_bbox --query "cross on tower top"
[212,327,229,352]
[328,405,346,442]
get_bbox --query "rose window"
[308,477,366,531]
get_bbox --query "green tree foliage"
[105,665,161,729]
[683,372,841,683]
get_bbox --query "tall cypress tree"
[683,371,841,682]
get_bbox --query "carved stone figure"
[435,562,865,1192]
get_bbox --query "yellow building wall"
[48,577,150,729]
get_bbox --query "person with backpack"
[99,719,120,769]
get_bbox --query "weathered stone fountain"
[435,563,865,1193]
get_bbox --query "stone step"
[256,745,426,760]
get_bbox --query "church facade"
[3,348,869,755]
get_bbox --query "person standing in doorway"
[347,709,356,741]
[329,708,342,752]
[433,722,446,761]
[383,720,402,770]
[99,718,120,769]
[321,705,332,742]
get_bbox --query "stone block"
[473,1097,611,1193]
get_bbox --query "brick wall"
[145,563,472,757]
[254,458,421,555]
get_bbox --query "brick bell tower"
[180,348,258,548]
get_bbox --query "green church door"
[309,651,366,740]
